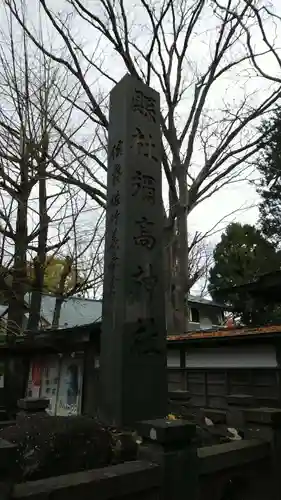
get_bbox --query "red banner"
[31,363,41,387]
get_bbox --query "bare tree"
[0,7,105,334]
[49,191,105,327]
[6,0,281,332]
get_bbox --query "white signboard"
[56,357,83,417]
[25,355,84,416]
[40,357,60,415]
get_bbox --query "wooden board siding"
[168,367,281,409]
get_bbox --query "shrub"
[0,414,138,482]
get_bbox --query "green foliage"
[0,415,138,482]
[208,223,281,325]
[257,106,281,246]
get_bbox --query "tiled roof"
[167,324,281,341]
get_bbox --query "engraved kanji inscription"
[110,209,120,224]
[132,318,162,356]
[112,164,122,186]
[132,89,156,123]
[132,264,157,292]
[131,171,156,205]
[108,253,119,294]
[111,140,123,160]
[134,217,155,249]
[131,127,158,162]
[108,253,119,271]
[110,228,119,250]
[110,191,121,206]
[109,273,116,294]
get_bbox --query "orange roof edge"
[167,324,281,341]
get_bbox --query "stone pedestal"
[17,397,49,416]
[168,391,191,417]
[137,419,198,500]
[226,394,256,429]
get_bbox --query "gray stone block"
[100,75,167,427]
[17,397,49,412]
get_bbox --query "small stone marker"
[100,75,167,427]
[17,397,49,414]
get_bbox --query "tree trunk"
[52,297,64,328]
[6,138,30,415]
[27,136,49,331]
[165,236,174,334]
[7,193,28,338]
[176,170,189,333]
[52,256,73,328]
[6,189,28,417]
[165,162,181,335]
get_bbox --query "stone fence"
[12,461,161,500]
[1,407,281,500]
[199,439,271,500]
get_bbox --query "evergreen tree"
[208,223,281,325]
[257,107,281,246]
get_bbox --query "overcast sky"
[2,0,281,266]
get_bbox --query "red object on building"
[226,317,234,329]
[31,363,41,387]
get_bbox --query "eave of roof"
[2,318,281,352]
[187,294,227,309]
[167,324,281,343]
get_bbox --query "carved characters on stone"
[110,191,121,207]
[133,217,155,250]
[111,140,123,160]
[131,127,158,162]
[132,264,157,292]
[131,171,156,205]
[108,253,119,293]
[112,163,122,186]
[110,228,119,250]
[132,89,156,123]
[110,209,120,224]
[105,79,163,354]
[107,162,123,294]
[132,318,163,356]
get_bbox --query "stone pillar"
[226,394,256,429]
[100,75,167,427]
[4,357,27,419]
[137,419,198,500]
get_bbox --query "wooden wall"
[167,340,281,409]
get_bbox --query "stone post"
[137,419,199,500]
[17,397,49,418]
[226,394,256,429]
[100,75,167,428]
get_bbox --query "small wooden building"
[2,321,281,416]
[167,325,281,409]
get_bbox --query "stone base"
[17,397,49,413]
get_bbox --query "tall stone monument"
[100,75,167,427]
